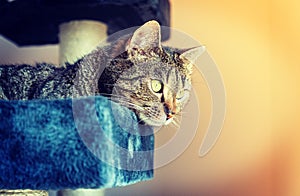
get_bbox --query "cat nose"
[166,113,174,120]
[164,103,175,120]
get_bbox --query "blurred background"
[1,0,299,195]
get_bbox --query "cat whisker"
[170,118,180,128]
[174,113,183,117]
[174,111,188,118]
[113,100,144,110]
[119,102,145,111]
[99,92,145,111]
[107,97,145,111]
[176,109,188,114]
[176,112,194,119]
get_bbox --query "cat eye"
[151,79,163,93]
[176,89,187,100]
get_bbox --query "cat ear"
[179,46,206,74]
[127,20,162,51]
[179,46,206,64]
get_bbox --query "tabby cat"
[0,21,204,127]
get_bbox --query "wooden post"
[57,20,107,196]
[58,20,107,65]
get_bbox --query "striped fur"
[0,21,202,126]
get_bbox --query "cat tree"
[0,0,170,195]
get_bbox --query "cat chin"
[164,118,174,126]
[143,119,165,127]
[139,113,167,127]
[146,118,173,127]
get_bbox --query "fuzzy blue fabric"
[0,96,154,190]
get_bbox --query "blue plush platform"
[0,96,154,190]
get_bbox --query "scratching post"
[0,0,170,195]
[58,20,108,196]
[59,20,107,65]
[0,0,170,46]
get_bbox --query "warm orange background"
[109,0,300,195]
[0,0,300,195]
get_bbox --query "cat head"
[110,21,205,127]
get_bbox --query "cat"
[0,20,205,127]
